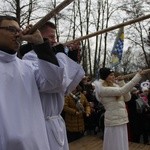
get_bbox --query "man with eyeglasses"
[0,15,73,150]
[19,21,85,150]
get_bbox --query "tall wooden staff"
[122,69,150,80]
[66,14,150,45]
[29,0,74,34]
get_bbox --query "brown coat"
[63,92,91,132]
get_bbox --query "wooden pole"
[122,69,150,80]
[66,14,150,45]
[29,0,74,34]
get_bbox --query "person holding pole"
[0,15,65,150]
[94,67,147,150]
[19,21,85,150]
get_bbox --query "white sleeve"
[118,80,131,102]
[35,59,65,93]
[94,73,142,97]
[56,53,85,94]
[23,51,65,93]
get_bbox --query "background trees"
[0,0,44,27]
[0,0,149,78]
[121,0,150,69]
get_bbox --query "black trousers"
[67,131,84,143]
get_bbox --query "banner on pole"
[111,27,124,67]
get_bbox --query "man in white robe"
[20,21,85,150]
[0,15,67,150]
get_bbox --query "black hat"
[99,67,114,80]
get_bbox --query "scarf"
[70,92,84,113]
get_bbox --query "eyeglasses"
[0,26,21,34]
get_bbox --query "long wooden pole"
[29,0,74,34]
[66,14,150,45]
[122,69,150,80]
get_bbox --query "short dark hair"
[39,21,56,32]
[0,15,18,26]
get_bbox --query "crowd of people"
[62,68,150,149]
[0,14,149,150]
[126,84,150,145]
[62,72,150,146]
